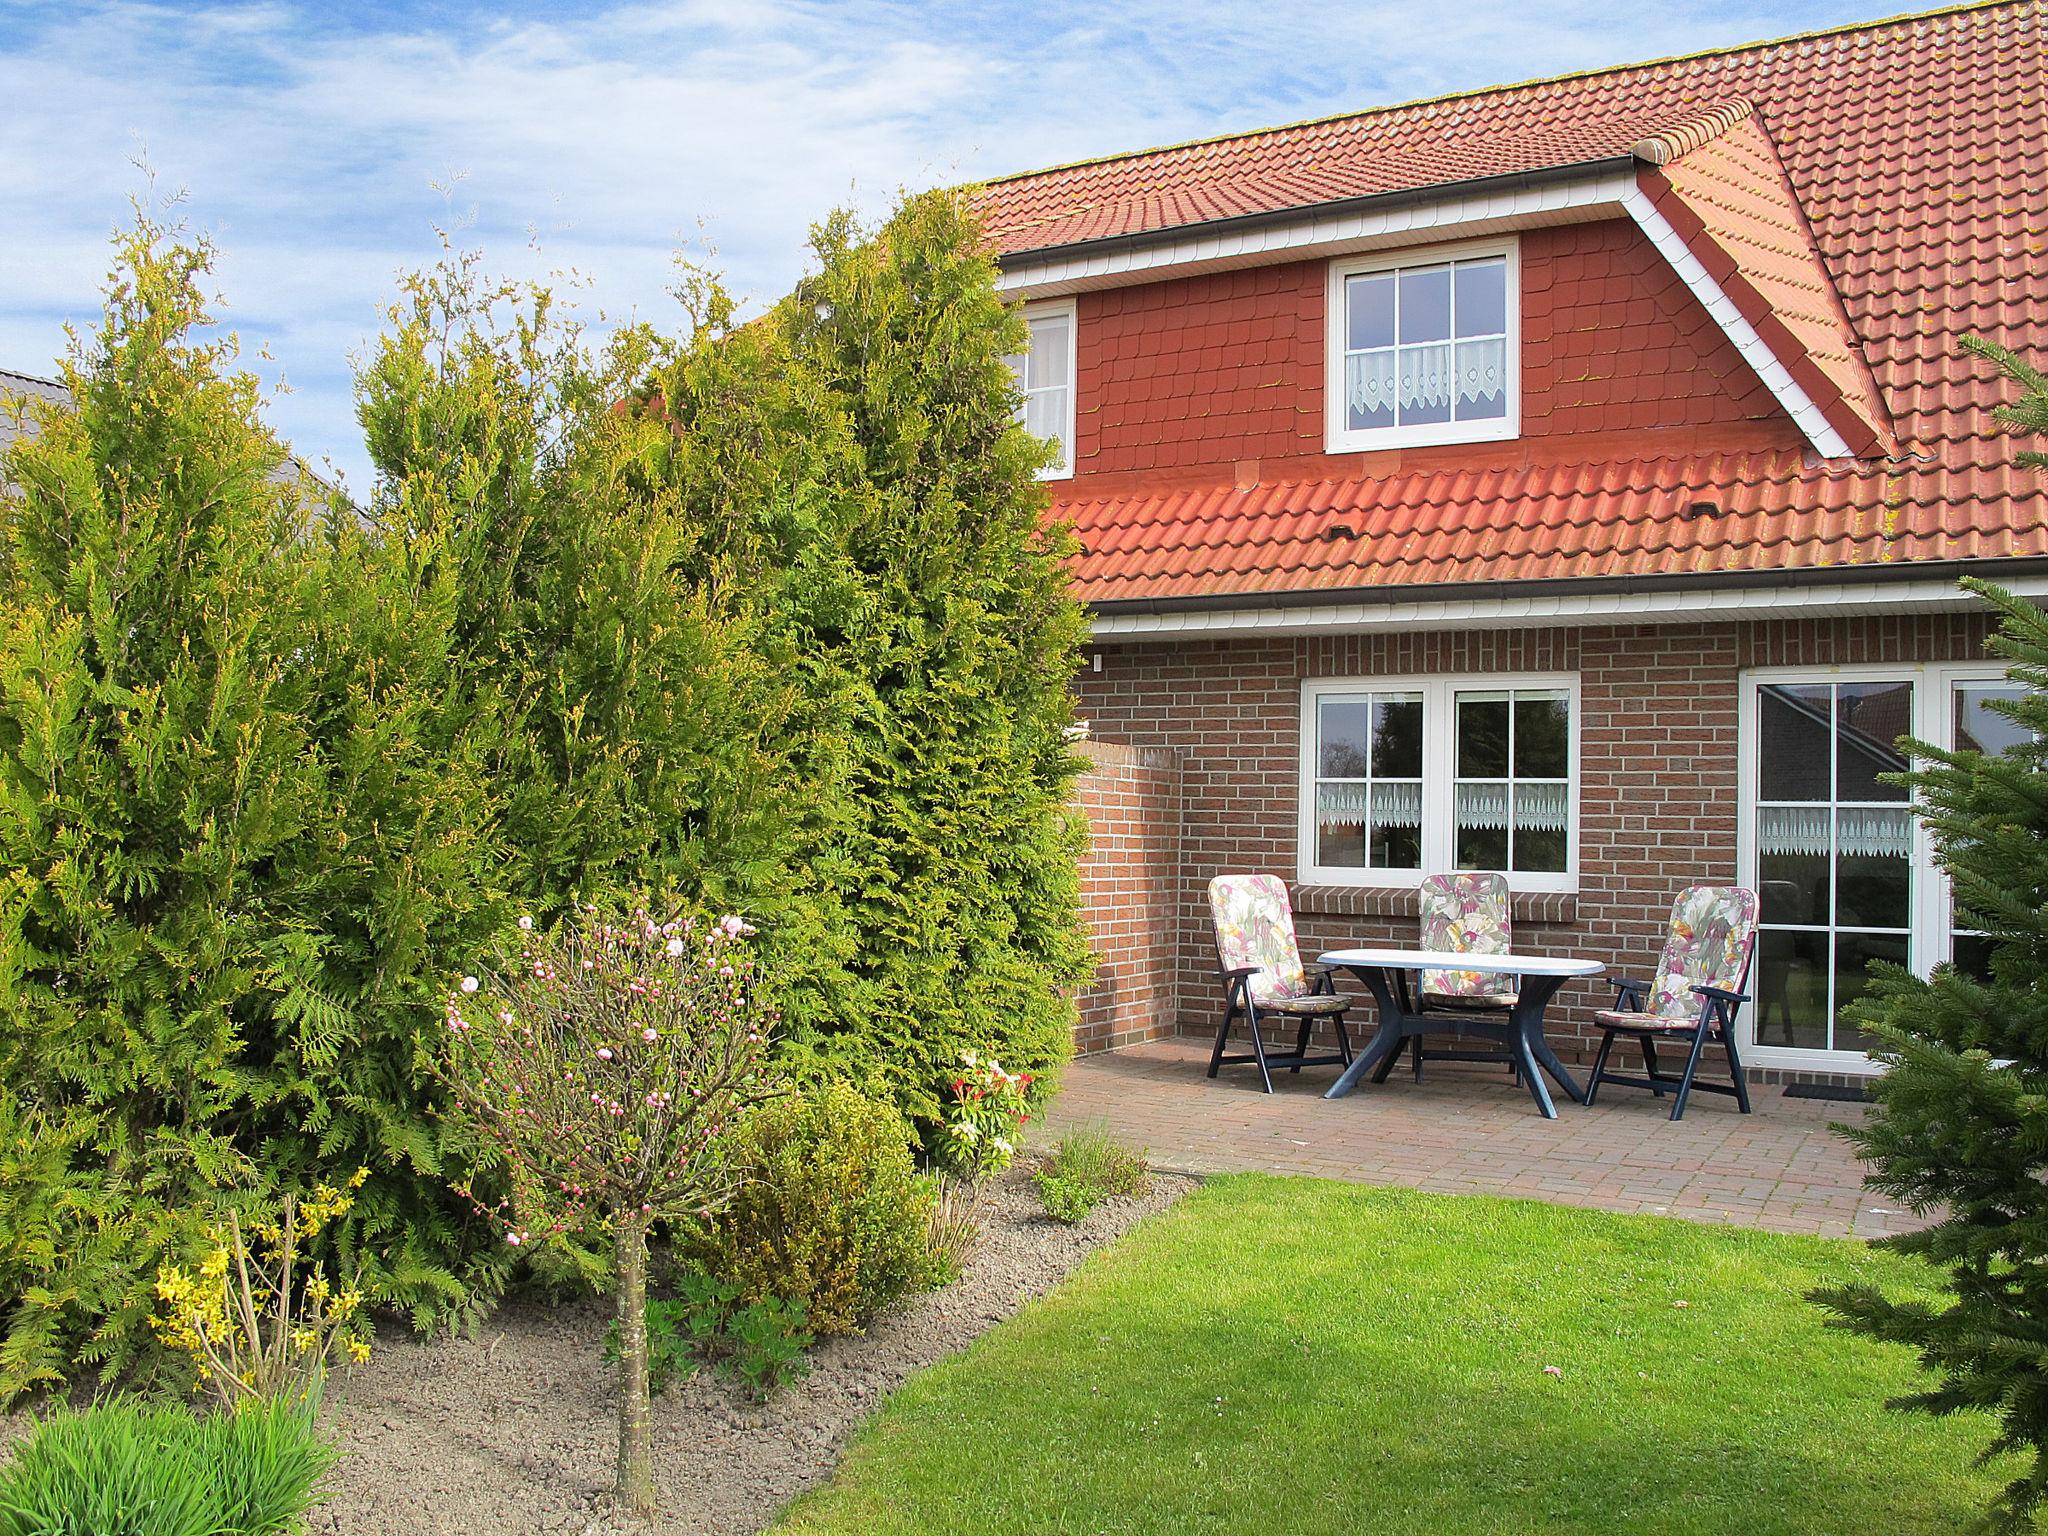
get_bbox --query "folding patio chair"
[1206,874,1355,1093]
[1400,871,1518,1080]
[1585,885,1759,1120]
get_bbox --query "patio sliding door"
[1739,663,2029,1071]
[1748,679,1914,1060]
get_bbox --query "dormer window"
[1326,240,1517,452]
[1003,301,1076,479]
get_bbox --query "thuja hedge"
[0,193,1087,1394]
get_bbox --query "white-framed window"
[1299,673,1578,892]
[1737,660,2030,1072]
[1325,238,1518,453]
[1002,300,1075,479]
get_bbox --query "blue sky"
[1,0,1881,492]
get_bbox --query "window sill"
[1292,883,1578,926]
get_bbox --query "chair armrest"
[1611,978,1651,1010]
[1692,984,1750,1005]
[1302,961,1335,978]
[1221,965,1261,981]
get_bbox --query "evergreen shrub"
[697,1080,940,1336]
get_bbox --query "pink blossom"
[597,1047,613,1061]
[642,1028,658,1042]
[518,915,534,931]
[460,976,479,994]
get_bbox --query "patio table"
[1315,948,1606,1119]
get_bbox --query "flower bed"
[314,1166,1191,1534]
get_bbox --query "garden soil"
[313,1168,1194,1534]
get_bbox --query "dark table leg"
[1510,973,1585,1118]
[1324,966,1404,1099]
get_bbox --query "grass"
[774,1176,2003,1536]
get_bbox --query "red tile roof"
[1060,453,2048,601]
[976,1,2048,607]
[1639,107,1895,458]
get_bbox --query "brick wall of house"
[1071,738,1183,1054]
[1072,613,1994,1063]
[1068,217,1801,491]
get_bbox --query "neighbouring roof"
[0,365,342,506]
[975,1,2048,608]
[0,367,70,462]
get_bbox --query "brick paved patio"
[1044,1036,1915,1239]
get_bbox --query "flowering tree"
[438,903,775,1517]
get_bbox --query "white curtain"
[1023,389,1068,468]
[1348,341,1502,417]
[1758,805,1913,859]
[1455,782,1568,832]
[1346,352,1397,419]
[1318,781,1422,830]
[1455,337,1507,405]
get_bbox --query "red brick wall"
[1073,614,1993,1062]
[1071,738,1183,1054]
[1068,217,1800,490]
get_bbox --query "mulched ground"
[312,1167,1193,1534]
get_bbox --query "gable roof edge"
[1617,180,1856,461]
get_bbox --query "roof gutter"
[995,155,1642,272]
[1084,555,2048,625]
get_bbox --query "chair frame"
[1584,970,1754,1120]
[1207,961,1354,1095]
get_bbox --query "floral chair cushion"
[1598,884,1759,1028]
[1208,874,1313,1005]
[1418,872,1513,1001]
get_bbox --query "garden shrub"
[645,191,1094,1127]
[1032,1128,1152,1225]
[0,1395,334,1536]
[698,1079,939,1335]
[607,1271,812,1401]
[0,187,1091,1402]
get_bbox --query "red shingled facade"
[1034,3,2046,1084]
[1071,218,1796,490]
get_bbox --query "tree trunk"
[615,1213,656,1517]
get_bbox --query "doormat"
[1781,1082,1873,1103]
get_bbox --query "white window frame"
[1324,237,1520,454]
[1736,660,2013,1074]
[1008,298,1076,480]
[1298,672,1579,893]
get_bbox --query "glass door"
[1750,680,1916,1057]
[1943,677,2030,979]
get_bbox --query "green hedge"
[0,191,1086,1394]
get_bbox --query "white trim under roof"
[1088,572,2048,642]
[1616,184,1852,461]
[994,169,1633,301]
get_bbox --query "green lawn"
[775,1176,2002,1535]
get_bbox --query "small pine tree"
[1815,339,2048,1531]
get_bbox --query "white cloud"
[0,0,1871,490]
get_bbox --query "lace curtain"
[1452,781,1568,832]
[1347,338,1505,417]
[1757,805,1914,859]
[1316,781,1423,829]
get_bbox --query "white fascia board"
[1617,184,1853,461]
[994,170,1634,300]
[1088,573,2048,642]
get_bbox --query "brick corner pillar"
[1071,738,1184,1054]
